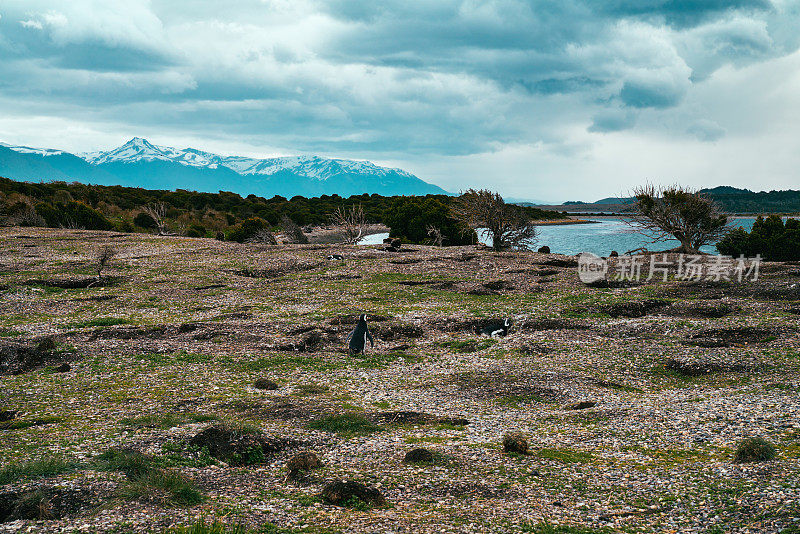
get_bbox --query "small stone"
[254,378,279,390]
[55,363,71,373]
[502,432,529,455]
[403,448,433,464]
[537,246,551,254]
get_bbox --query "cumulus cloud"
[0,0,799,197]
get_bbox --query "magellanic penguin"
[347,314,375,354]
[478,318,511,338]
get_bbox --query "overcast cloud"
[0,0,798,200]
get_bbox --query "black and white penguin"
[347,314,375,354]
[478,318,511,338]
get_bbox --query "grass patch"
[68,317,130,328]
[0,327,23,337]
[534,448,594,464]
[351,352,422,369]
[520,521,613,533]
[292,384,330,397]
[496,394,555,408]
[0,457,79,485]
[0,415,63,430]
[118,468,204,506]
[307,413,384,436]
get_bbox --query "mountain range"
[0,138,449,198]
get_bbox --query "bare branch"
[330,204,366,244]
[452,189,538,251]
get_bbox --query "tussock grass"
[0,457,79,485]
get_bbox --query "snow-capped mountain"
[0,138,448,197]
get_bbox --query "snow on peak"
[80,138,414,180]
[0,141,64,157]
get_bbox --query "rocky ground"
[0,227,798,533]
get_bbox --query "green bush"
[226,217,270,243]
[384,196,475,245]
[35,200,113,230]
[134,211,158,229]
[733,436,777,463]
[717,215,800,261]
[186,223,207,238]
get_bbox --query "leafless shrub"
[246,229,278,245]
[12,207,46,227]
[452,189,537,251]
[96,245,117,281]
[280,216,309,244]
[625,184,729,253]
[427,225,445,247]
[142,202,170,235]
[330,204,366,244]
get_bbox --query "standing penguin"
[347,314,375,354]
[478,318,511,338]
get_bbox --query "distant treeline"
[698,187,800,214]
[0,177,566,239]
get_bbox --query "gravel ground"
[0,227,798,533]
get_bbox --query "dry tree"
[625,184,729,254]
[141,202,169,235]
[451,189,537,251]
[426,225,445,247]
[95,245,117,282]
[330,204,366,244]
[280,215,309,244]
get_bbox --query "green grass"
[118,468,204,506]
[0,415,63,430]
[0,327,23,337]
[520,521,613,533]
[0,457,79,485]
[164,518,304,534]
[438,339,495,353]
[534,448,594,464]
[68,317,130,328]
[307,413,384,435]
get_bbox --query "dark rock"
[321,480,387,507]
[254,378,279,390]
[189,426,301,466]
[403,448,434,464]
[540,257,578,268]
[502,432,529,454]
[36,337,57,352]
[537,246,551,254]
[609,251,619,257]
[568,401,596,410]
[0,410,15,422]
[55,363,71,373]
[178,323,201,333]
[483,280,514,291]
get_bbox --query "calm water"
[361,217,758,256]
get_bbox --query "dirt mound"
[518,319,590,331]
[602,299,670,318]
[189,426,302,466]
[329,314,392,325]
[321,481,387,507]
[0,486,101,522]
[684,327,776,348]
[0,338,73,375]
[666,301,736,318]
[664,357,751,376]
[89,326,166,340]
[372,322,424,340]
[371,411,469,426]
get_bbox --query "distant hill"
[0,138,450,198]
[545,187,800,214]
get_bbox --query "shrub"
[384,196,476,245]
[186,223,207,238]
[134,211,158,229]
[226,217,270,243]
[35,201,113,230]
[717,215,800,261]
[0,458,79,485]
[733,437,777,463]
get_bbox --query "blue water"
[361,217,758,256]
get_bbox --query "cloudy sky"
[1,0,799,201]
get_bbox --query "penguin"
[347,314,375,354]
[478,318,511,338]
[327,254,344,260]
